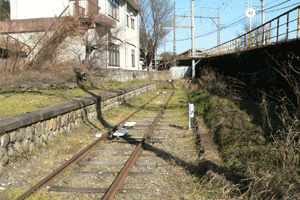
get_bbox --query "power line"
[176,11,249,42]
[175,0,299,42]
[264,0,292,11]
[167,0,299,50]
[265,1,300,13]
[195,0,203,8]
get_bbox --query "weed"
[188,64,300,199]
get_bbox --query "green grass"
[0,80,147,119]
[188,86,300,199]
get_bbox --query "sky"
[158,0,300,55]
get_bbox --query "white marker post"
[189,103,194,130]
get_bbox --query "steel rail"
[102,90,175,200]
[16,92,161,200]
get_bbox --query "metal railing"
[70,0,101,17]
[204,5,300,57]
[177,49,205,60]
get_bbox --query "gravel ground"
[0,89,204,200]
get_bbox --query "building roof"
[0,18,57,34]
[127,0,142,11]
[0,14,116,34]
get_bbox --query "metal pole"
[218,8,220,46]
[191,0,196,78]
[261,0,265,45]
[286,13,289,41]
[298,8,300,38]
[174,2,176,55]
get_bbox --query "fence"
[205,5,300,56]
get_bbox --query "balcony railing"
[69,0,101,18]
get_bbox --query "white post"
[189,103,194,130]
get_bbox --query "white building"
[1,0,141,70]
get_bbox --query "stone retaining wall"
[0,82,156,169]
[99,69,171,82]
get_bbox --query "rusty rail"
[102,90,175,200]
[205,5,300,57]
[16,92,161,200]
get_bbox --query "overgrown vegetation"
[0,0,10,21]
[0,14,151,119]
[188,65,300,199]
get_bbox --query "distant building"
[176,49,205,60]
[0,0,141,70]
[174,49,205,68]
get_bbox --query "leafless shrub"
[189,59,300,198]
[159,52,177,70]
[28,16,86,68]
[240,54,300,199]
[195,66,243,102]
[0,11,122,91]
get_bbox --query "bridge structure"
[196,5,300,105]
[204,5,300,57]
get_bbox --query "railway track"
[17,90,174,200]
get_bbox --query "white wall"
[170,67,192,79]
[9,0,141,71]
[11,0,69,20]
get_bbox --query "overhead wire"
[175,0,299,42]
[265,1,300,13]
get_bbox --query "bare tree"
[0,0,9,21]
[236,20,270,49]
[139,0,173,70]
[81,22,122,66]
[159,52,176,70]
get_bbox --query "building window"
[108,0,119,20]
[109,43,120,66]
[127,6,135,29]
[131,18,135,30]
[132,50,135,67]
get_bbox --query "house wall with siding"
[10,0,69,20]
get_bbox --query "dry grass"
[188,65,300,199]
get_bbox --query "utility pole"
[217,8,220,46]
[191,0,196,78]
[163,1,199,76]
[248,0,252,31]
[174,2,176,55]
[261,0,265,45]
[201,7,221,46]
